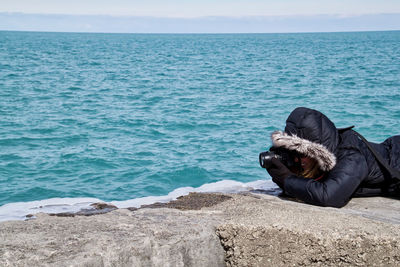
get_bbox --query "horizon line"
[2,11,400,19]
[2,29,399,35]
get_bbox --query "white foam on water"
[0,179,277,222]
[0,197,103,222]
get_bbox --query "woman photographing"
[262,107,400,208]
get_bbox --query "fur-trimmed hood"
[271,131,336,171]
[271,107,339,171]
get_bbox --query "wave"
[0,179,277,222]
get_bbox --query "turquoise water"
[1,31,399,208]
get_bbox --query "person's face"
[300,157,316,172]
[294,156,316,172]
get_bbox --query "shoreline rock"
[140,192,232,210]
[1,192,400,266]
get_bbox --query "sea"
[0,30,399,221]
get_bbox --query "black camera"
[259,147,300,170]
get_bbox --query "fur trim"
[271,131,336,171]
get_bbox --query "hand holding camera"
[266,157,294,188]
[259,147,299,188]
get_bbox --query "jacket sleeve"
[283,148,369,208]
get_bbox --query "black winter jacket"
[271,107,400,208]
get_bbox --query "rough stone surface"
[0,207,226,267]
[1,192,400,266]
[141,192,232,210]
[215,193,400,266]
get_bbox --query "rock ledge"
[1,192,400,266]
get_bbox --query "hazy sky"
[2,0,400,17]
[1,1,400,33]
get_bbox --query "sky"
[1,0,400,33]
[2,0,400,17]
[0,0,400,18]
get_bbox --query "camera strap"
[339,126,400,183]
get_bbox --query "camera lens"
[259,151,275,168]
[259,153,265,168]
